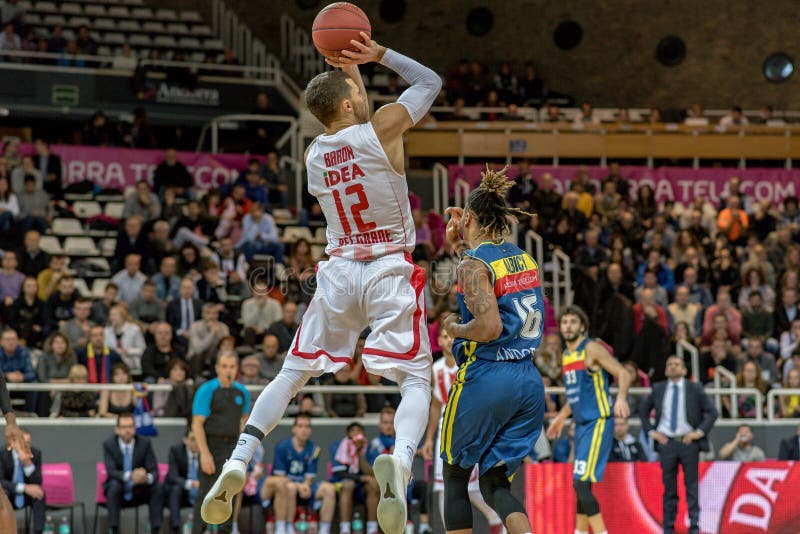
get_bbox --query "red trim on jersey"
[362,254,426,360]
[562,360,587,373]
[493,269,541,297]
[290,321,353,363]
[436,369,449,403]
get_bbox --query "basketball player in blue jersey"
[440,166,545,534]
[546,305,631,534]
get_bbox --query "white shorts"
[283,253,432,383]
[434,425,480,493]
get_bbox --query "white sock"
[574,530,588,534]
[275,521,287,534]
[367,520,379,534]
[469,489,502,525]
[436,490,445,528]
[287,524,295,534]
[340,521,351,534]
[392,373,432,472]
[230,368,312,463]
[419,522,429,531]
[319,521,331,534]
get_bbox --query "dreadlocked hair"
[466,164,534,240]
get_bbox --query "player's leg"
[467,468,503,533]
[314,482,336,534]
[285,482,299,534]
[262,477,290,534]
[442,461,473,534]
[572,417,611,534]
[338,479,355,534]
[363,476,380,534]
[363,257,432,534]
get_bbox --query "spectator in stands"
[152,358,193,418]
[104,304,146,377]
[171,201,214,251]
[211,237,248,298]
[59,297,91,350]
[2,139,19,168]
[10,155,42,193]
[717,196,749,247]
[700,337,737,383]
[249,91,278,153]
[153,256,181,302]
[254,334,284,383]
[102,413,164,534]
[0,328,36,411]
[123,181,161,222]
[37,331,74,386]
[112,253,147,306]
[778,423,800,459]
[57,40,85,68]
[779,318,800,361]
[237,355,266,389]
[45,24,66,53]
[141,322,184,383]
[241,281,282,347]
[82,111,114,146]
[128,107,156,149]
[153,148,192,199]
[74,25,97,55]
[285,239,316,306]
[0,177,18,235]
[16,175,51,234]
[742,291,776,344]
[636,249,675,293]
[0,250,23,306]
[36,253,66,302]
[573,101,599,125]
[234,160,269,206]
[43,274,76,334]
[0,22,20,52]
[324,367,367,418]
[668,285,702,337]
[632,287,670,378]
[608,416,648,462]
[215,184,252,240]
[187,303,229,377]
[57,364,96,417]
[635,270,669,309]
[744,336,779,386]
[774,287,800,338]
[97,362,135,418]
[0,427,45,534]
[702,290,742,342]
[679,266,713,309]
[719,106,749,128]
[7,276,41,347]
[165,428,201,534]
[113,215,151,273]
[15,230,47,278]
[268,300,299,353]
[196,263,226,305]
[719,424,764,461]
[261,151,290,210]
[331,422,380,534]
[130,279,166,337]
[674,245,708,286]
[77,324,122,384]
[167,277,202,340]
[236,201,283,263]
[111,43,137,71]
[91,282,118,326]
[727,360,767,418]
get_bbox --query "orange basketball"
[312,2,372,59]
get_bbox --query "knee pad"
[573,479,599,516]
[442,462,473,531]
[479,466,526,522]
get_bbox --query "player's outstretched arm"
[587,341,631,418]
[443,258,502,343]
[546,403,572,440]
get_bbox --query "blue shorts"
[573,418,613,482]
[297,480,324,510]
[440,358,544,477]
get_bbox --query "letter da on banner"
[729,467,789,531]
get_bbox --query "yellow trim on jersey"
[442,342,476,462]
[489,253,538,281]
[581,418,606,482]
[562,350,584,367]
[592,371,611,417]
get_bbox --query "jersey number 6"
[332,183,377,236]
[513,293,543,340]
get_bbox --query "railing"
[525,229,545,273]
[431,162,449,214]
[767,388,800,420]
[280,14,327,83]
[211,0,301,109]
[713,365,738,417]
[551,248,572,315]
[676,339,701,384]
[196,114,302,212]
[453,177,471,207]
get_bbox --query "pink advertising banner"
[448,164,800,205]
[19,144,256,190]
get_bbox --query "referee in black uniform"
[192,351,251,534]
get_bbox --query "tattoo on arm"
[449,258,500,342]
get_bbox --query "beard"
[562,331,582,343]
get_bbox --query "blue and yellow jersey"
[562,336,612,424]
[272,438,320,483]
[452,240,545,365]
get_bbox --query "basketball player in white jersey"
[201,33,441,534]
[423,325,505,534]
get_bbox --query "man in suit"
[32,139,62,199]
[166,278,203,340]
[778,423,800,460]
[639,356,718,534]
[0,429,44,534]
[774,287,800,338]
[102,413,164,534]
[165,428,201,534]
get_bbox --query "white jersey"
[432,356,458,415]
[305,122,415,261]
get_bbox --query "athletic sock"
[339,521,351,534]
[393,373,431,472]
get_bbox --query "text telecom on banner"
[525,462,800,534]
[449,164,800,205]
[20,143,258,190]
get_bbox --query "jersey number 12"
[513,293,543,340]
[333,183,376,236]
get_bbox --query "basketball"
[312,2,372,59]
